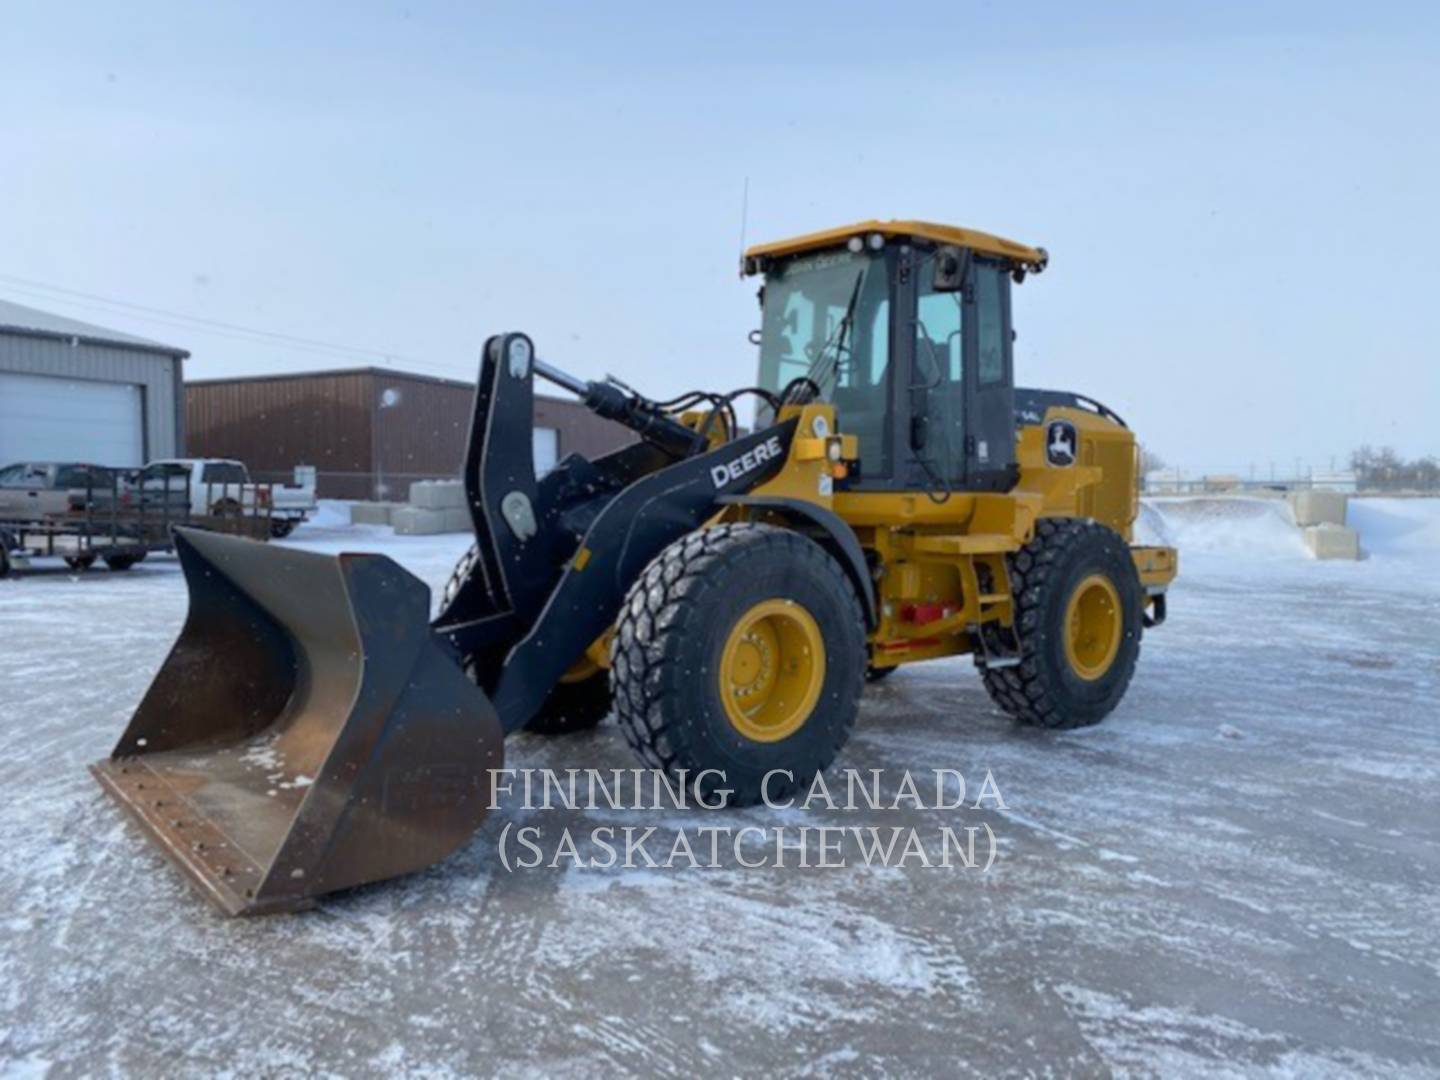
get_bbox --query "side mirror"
[931,245,970,293]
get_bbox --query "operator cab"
[744,220,1047,494]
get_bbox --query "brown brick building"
[185,367,631,500]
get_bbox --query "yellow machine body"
[737,402,1175,671]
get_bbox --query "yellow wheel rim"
[559,654,601,684]
[1063,573,1123,681]
[718,599,826,742]
[560,630,611,684]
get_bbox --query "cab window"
[975,262,1006,385]
[201,463,247,486]
[913,269,966,483]
[756,251,893,478]
[7,463,52,488]
[140,463,190,487]
[56,465,114,490]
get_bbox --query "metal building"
[0,298,188,467]
[186,367,632,500]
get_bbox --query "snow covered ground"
[2,498,1438,1076]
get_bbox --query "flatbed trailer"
[0,475,273,577]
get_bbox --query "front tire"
[980,519,1143,729]
[611,523,866,806]
[443,543,612,735]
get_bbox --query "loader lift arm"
[434,333,800,732]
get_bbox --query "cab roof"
[743,219,1047,274]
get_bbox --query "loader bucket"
[91,528,502,915]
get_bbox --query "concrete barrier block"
[349,502,398,526]
[408,481,443,509]
[392,506,449,536]
[442,507,473,533]
[409,480,466,510]
[1304,523,1360,560]
[1289,490,1348,527]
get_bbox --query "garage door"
[0,372,145,467]
[533,426,558,476]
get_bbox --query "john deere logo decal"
[711,435,785,489]
[1046,420,1077,467]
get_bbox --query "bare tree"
[1350,445,1439,491]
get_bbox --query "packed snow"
[1,498,1438,1075]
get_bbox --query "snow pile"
[298,499,354,531]
[1347,498,1440,558]
[1138,497,1307,560]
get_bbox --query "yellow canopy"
[743,219,1047,273]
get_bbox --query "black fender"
[1014,387,1128,429]
[717,495,877,630]
[485,419,799,732]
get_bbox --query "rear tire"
[611,523,865,806]
[979,518,1143,729]
[103,553,143,572]
[65,554,97,572]
[270,519,297,539]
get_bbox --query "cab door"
[0,463,39,519]
[9,464,55,520]
[965,259,1016,491]
[910,265,968,490]
[906,253,1016,494]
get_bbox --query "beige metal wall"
[0,332,184,462]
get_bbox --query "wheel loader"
[92,220,1178,914]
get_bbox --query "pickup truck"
[135,459,317,538]
[0,461,153,573]
[0,462,126,522]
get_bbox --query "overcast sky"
[2,2,1437,475]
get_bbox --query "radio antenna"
[737,176,750,276]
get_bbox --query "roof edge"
[743,219,1046,271]
[0,322,190,359]
[184,366,596,410]
[185,365,472,390]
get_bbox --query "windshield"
[756,250,889,402]
[755,249,893,477]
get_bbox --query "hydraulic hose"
[533,358,704,458]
